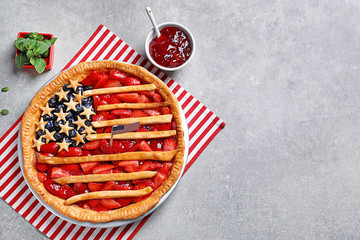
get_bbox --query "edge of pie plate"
[18,61,190,228]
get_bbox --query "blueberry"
[36,130,45,139]
[45,120,55,132]
[83,86,93,91]
[41,138,46,143]
[75,86,84,94]
[66,92,75,101]
[43,114,54,122]
[75,104,84,113]
[78,127,85,133]
[68,129,77,138]
[54,120,65,128]
[55,104,66,113]
[48,97,58,108]
[63,84,74,93]
[53,132,63,142]
[66,111,75,121]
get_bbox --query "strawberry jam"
[149,27,192,68]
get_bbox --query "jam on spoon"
[149,27,192,68]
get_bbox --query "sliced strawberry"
[139,161,162,171]
[43,179,67,199]
[112,141,126,154]
[152,93,163,102]
[132,183,148,202]
[115,160,139,168]
[59,147,82,157]
[96,128,104,135]
[99,139,112,154]
[132,179,143,185]
[139,90,155,98]
[143,109,161,116]
[127,140,140,152]
[94,74,109,89]
[171,121,177,130]
[73,182,88,194]
[100,94,111,102]
[40,142,59,154]
[82,203,91,209]
[138,94,150,103]
[139,140,152,151]
[120,77,141,86]
[109,94,121,104]
[153,172,167,189]
[59,164,80,172]
[100,111,117,120]
[36,162,49,172]
[161,107,171,115]
[82,150,92,156]
[100,198,121,209]
[159,123,172,131]
[82,70,103,86]
[93,95,101,110]
[102,79,121,88]
[124,165,138,173]
[80,162,100,174]
[88,199,99,208]
[40,152,54,157]
[101,181,116,191]
[83,140,100,150]
[93,205,110,212]
[110,109,132,117]
[132,110,147,118]
[103,127,112,133]
[64,184,77,198]
[50,167,70,179]
[115,93,139,103]
[116,198,133,207]
[149,124,161,131]
[143,179,155,189]
[109,69,127,80]
[159,162,172,175]
[150,139,163,151]
[137,127,148,132]
[88,182,104,192]
[114,182,133,190]
[92,164,115,174]
[37,172,47,183]
[163,138,176,151]
[92,149,102,155]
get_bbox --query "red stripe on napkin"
[0,24,225,240]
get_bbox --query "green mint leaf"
[36,35,44,41]
[1,109,9,115]
[14,38,25,50]
[29,57,36,66]
[1,87,9,92]
[15,52,28,69]
[26,50,34,59]
[24,38,36,50]
[50,37,57,45]
[29,32,39,39]
[33,57,46,74]
[33,41,49,55]
[43,39,51,48]
[41,49,49,58]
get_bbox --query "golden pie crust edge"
[21,60,185,222]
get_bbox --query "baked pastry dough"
[21,61,185,222]
[86,130,176,141]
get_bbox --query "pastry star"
[35,118,47,131]
[32,137,44,151]
[71,131,86,146]
[73,116,87,130]
[73,91,86,103]
[54,108,68,122]
[59,121,73,136]
[40,103,55,117]
[58,138,71,152]
[56,88,69,101]
[81,105,95,119]
[43,129,56,144]
[68,79,81,91]
[64,98,79,112]
[83,125,96,135]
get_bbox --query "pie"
[21,60,185,222]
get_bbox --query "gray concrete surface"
[1,0,360,239]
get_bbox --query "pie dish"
[21,60,185,222]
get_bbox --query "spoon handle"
[146,7,161,38]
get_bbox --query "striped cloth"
[0,24,225,240]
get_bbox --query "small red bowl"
[15,32,55,70]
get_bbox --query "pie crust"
[21,60,185,222]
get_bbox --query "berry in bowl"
[145,22,195,71]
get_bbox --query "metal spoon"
[146,7,161,39]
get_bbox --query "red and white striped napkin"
[0,24,225,240]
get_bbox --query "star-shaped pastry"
[35,118,47,131]
[73,91,86,103]
[43,129,56,144]
[56,88,69,101]
[68,79,81,91]
[54,108,69,122]
[71,132,86,146]
[40,103,55,117]
[32,137,44,151]
[81,105,95,119]
[73,116,87,130]
[59,121,73,136]
[58,138,71,152]
[64,98,79,112]
[83,125,96,135]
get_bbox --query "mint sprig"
[14,32,57,74]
